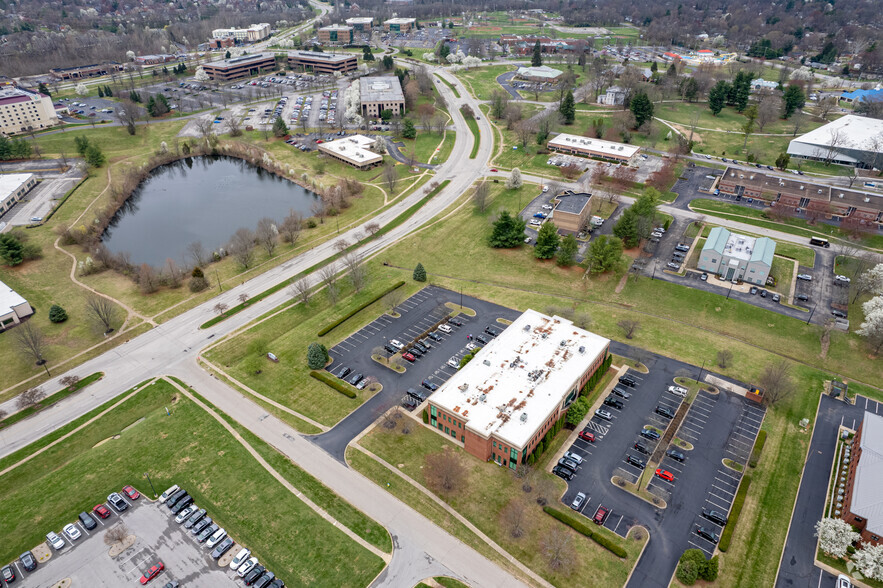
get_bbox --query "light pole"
[726,281,734,300]
[697,359,706,386]
[143,471,158,498]
[806,305,816,325]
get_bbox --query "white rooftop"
[791,115,883,152]
[516,65,563,79]
[851,412,883,535]
[359,76,405,103]
[346,17,374,24]
[431,309,610,450]
[548,133,640,158]
[385,18,416,24]
[0,173,35,199]
[0,278,28,316]
[722,232,757,262]
[317,134,382,165]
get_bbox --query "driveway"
[496,71,521,100]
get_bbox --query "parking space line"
[709,490,733,502]
[706,497,730,510]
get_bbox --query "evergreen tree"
[559,90,575,124]
[402,119,417,139]
[584,234,624,274]
[708,80,729,115]
[650,61,658,73]
[489,211,527,248]
[413,263,426,282]
[383,55,394,70]
[273,116,288,137]
[557,234,579,267]
[531,40,542,67]
[307,342,329,369]
[629,91,654,129]
[84,144,106,167]
[48,305,68,323]
[534,222,560,259]
[225,50,231,59]
[681,77,699,102]
[775,152,791,170]
[0,234,24,266]
[74,135,90,157]
[731,71,751,112]
[38,82,50,96]
[362,46,375,61]
[613,208,640,248]
[782,84,806,118]
[667,63,678,77]
[97,86,104,98]
[104,85,113,97]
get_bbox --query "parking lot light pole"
[726,281,734,300]
[143,472,158,498]
[806,306,816,325]
[697,360,706,387]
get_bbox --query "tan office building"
[0,279,34,331]
[49,62,124,80]
[201,53,277,81]
[0,173,37,216]
[317,135,383,169]
[548,133,640,165]
[345,17,374,32]
[384,18,416,33]
[318,25,354,45]
[359,76,406,118]
[287,51,358,74]
[551,191,592,232]
[0,87,59,136]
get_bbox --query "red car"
[93,504,111,519]
[402,352,416,362]
[655,468,675,482]
[123,485,140,500]
[593,505,610,525]
[490,168,498,172]
[139,561,164,584]
[578,431,595,443]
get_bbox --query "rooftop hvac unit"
[523,324,531,332]
[541,333,548,339]
[866,197,871,203]
[818,189,823,194]
[838,193,844,198]
[578,346,585,354]
[459,383,469,392]
[483,359,491,366]
[799,186,804,190]
[559,340,567,347]
[749,175,754,180]
[479,394,487,403]
[520,413,528,423]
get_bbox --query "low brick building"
[383,18,416,33]
[287,51,358,74]
[318,25,354,45]
[842,411,883,545]
[551,191,592,233]
[201,53,277,81]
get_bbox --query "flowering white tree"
[507,167,523,189]
[358,63,369,73]
[343,80,363,127]
[333,70,343,79]
[462,55,482,69]
[815,518,860,558]
[854,544,883,580]
[76,83,89,96]
[446,50,466,64]
[857,296,883,353]
[194,67,209,82]
[858,264,883,296]
[423,53,437,62]
[126,50,136,61]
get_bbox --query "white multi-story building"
[0,86,59,136]
[211,23,271,43]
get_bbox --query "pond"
[102,156,319,267]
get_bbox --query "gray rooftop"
[851,412,883,535]
[555,192,591,215]
[359,76,405,103]
[288,50,357,64]
[205,52,275,68]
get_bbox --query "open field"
[654,101,826,136]
[455,65,519,101]
[0,378,385,585]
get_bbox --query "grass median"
[465,116,481,159]
[0,372,104,430]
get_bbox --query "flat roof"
[345,17,374,23]
[288,50,357,63]
[317,134,383,166]
[516,65,563,79]
[791,115,883,152]
[555,191,591,215]
[702,226,775,265]
[204,52,275,68]
[384,18,416,24]
[430,309,610,450]
[0,173,35,199]
[851,412,883,535]
[0,278,28,316]
[359,76,405,103]
[320,24,353,31]
[548,133,640,158]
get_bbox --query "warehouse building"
[787,115,883,169]
[318,24,354,45]
[345,17,374,32]
[0,279,34,331]
[359,76,406,118]
[697,227,776,285]
[0,86,59,136]
[287,51,358,74]
[201,53,277,81]
[317,135,383,169]
[384,18,416,33]
[547,133,640,164]
[841,411,883,546]
[0,173,37,216]
[426,309,610,467]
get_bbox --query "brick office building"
[842,411,883,545]
[201,53,277,81]
[426,309,610,468]
[287,51,358,74]
[318,25,354,45]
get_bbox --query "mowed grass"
[0,379,385,585]
[455,65,519,101]
[358,422,646,587]
[203,267,425,428]
[654,101,826,136]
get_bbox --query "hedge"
[317,280,406,336]
[718,475,751,552]
[309,370,357,398]
[543,506,628,558]
[748,430,767,468]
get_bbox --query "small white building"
[750,78,779,92]
[598,85,626,106]
[547,133,639,164]
[0,279,33,331]
[0,173,37,217]
[317,135,383,169]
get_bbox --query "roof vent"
[520,413,528,423]
[839,193,844,198]
[541,333,548,339]
[799,185,804,190]
[559,340,567,347]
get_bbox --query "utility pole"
[216,270,222,292]
[806,305,816,324]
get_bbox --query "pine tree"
[708,80,729,116]
[629,91,654,129]
[489,211,527,248]
[307,342,329,369]
[534,222,560,259]
[413,263,427,282]
[48,305,68,323]
[273,116,288,137]
[650,61,658,73]
[402,119,416,139]
[38,82,50,96]
[97,86,104,98]
[556,234,579,266]
[782,85,806,119]
[531,40,542,67]
[559,90,575,124]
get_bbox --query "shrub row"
[718,475,751,552]
[309,370,356,398]
[748,429,767,468]
[317,281,406,337]
[543,506,628,558]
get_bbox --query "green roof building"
[698,227,776,285]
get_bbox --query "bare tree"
[213,302,229,315]
[238,293,250,305]
[116,99,140,135]
[104,524,130,546]
[310,199,327,224]
[84,294,119,334]
[790,112,808,137]
[425,449,467,493]
[186,241,209,268]
[319,264,339,304]
[364,222,381,237]
[289,277,311,305]
[617,319,640,339]
[755,95,782,132]
[279,210,303,245]
[228,228,256,269]
[59,375,81,391]
[225,116,243,137]
[14,321,49,369]
[716,349,734,369]
[333,239,350,253]
[194,117,214,142]
[255,217,278,257]
[165,258,182,288]
[16,386,46,410]
[384,289,405,314]
[541,531,574,573]
[383,164,398,194]
[472,180,490,212]
[501,499,529,538]
[757,359,795,406]
[821,127,851,166]
[343,252,367,292]
[138,263,159,294]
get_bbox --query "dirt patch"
[92,434,121,449]
[32,543,52,563]
[48,579,71,588]
[108,534,136,558]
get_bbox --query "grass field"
[654,101,826,136]
[0,378,385,585]
[465,116,481,158]
[455,65,517,101]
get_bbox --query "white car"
[563,451,583,465]
[175,504,196,524]
[63,523,81,541]
[668,385,688,397]
[158,484,179,504]
[237,557,259,577]
[46,531,65,550]
[542,186,549,193]
[838,574,853,588]
[834,275,851,283]
[437,324,452,333]
[542,205,553,210]
[447,357,459,368]
[529,219,542,226]
[206,528,227,549]
[389,339,404,350]
[230,548,251,571]
[465,342,477,351]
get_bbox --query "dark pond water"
[102,156,319,267]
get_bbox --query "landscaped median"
[0,372,104,430]
[317,281,405,336]
[718,475,751,552]
[542,506,628,557]
[310,370,357,398]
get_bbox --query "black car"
[475,335,489,345]
[428,331,442,341]
[626,455,645,469]
[348,373,363,386]
[655,405,675,419]
[406,388,427,403]
[170,495,193,514]
[383,344,397,354]
[634,442,649,454]
[796,293,809,301]
[255,571,277,588]
[552,465,574,480]
[192,516,213,535]
[613,386,631,399]
[702,508,729,526]
[640,428,661,440]
[211,537,235,559]
[336,366,351,379]
[184,508,206,529]
[618,376,636,387]
[696,526,720,543]
[413,342,428,353]
[484,326,499,337]
[667,449,685,462]
[406,348,422,358]
[269,579,286,588]
[197,523,219,543]
[558,457,579,472]
[421,380,439,391]
[20,550,36,572]
[604,396,624,409]
[244,565,266,586]
[832,309,848,318]
[447,317,463,326]
[1,566,14,584]
[79,511,98,530]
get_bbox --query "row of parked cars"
[159,484,283,587]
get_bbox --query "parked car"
[428,331,442,341]
[835,275,851,284]
[447,317,463,326]
[192,517,213,535]
[675,244,690,252]
[447,357,459,368]
[336,366,351,379]
[231,548,252,571]
[166,488,187,508]
[797,274,813,281]
[211,537,235,559]
[255,571,277,588]
[668,385,688,397]
[413,342,428,353]
[626,455,645,469]
[108,492,128,512]
[578,430,595,443]
[696,526,719,544]
[421,380,439,391]
[594,409,612,421]
[348,373,363,386]
[613,386,631,399]
[184,508,206,529]
[20,550,37,571]
[667,449,685,462]
[667,262,681,270]
[123,485,141,500]
[604,396,624,409]
[1,566,14,584]
[383,344,397,354]
[749,286,758,295]
[832,309,848,318]
[563,451,583,465]
[197,523,219,543]
[558,457,579,472]
[552,465,574,480]
[46,531,65,550]
[238,557,259,578]
[475,335,489,345]
[402,352,416,362]
[640,428,660,440]
[838,574,853,588]
[170,495,193,514]
[796,293,809,301]
[389,339,404,350]
[655,405,675,419]
[78,511,97,530]
[407,347,422,357]
[63,523,81,541]
[772,294,781,303]
[702,508,728,526]
[655,468,674,482]
[634,442,649,454]
[570,492,586,511]
[593,505,610,525]
[140,561,164,584]
[244,565,267,586]
[93,503,111,519]
[618,375,636,387]
[175,504,197,524]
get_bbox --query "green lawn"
[654,101,825,136]
[465,116,481,159]
[402,130,455,165]
[455,65,518,101]
[770,256,795,295]
[0,378,385,585]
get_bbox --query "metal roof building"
[843,412,883,544]
[787,115,883,168]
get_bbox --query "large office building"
[201,53,277,81]
[717,166,883,226]
[0,173,37,216]
[359,76,406,118]
[345,17,374,32]
[0,279,34,331]
[49,62,123,80]
[547,133,640,165]
[426,309,610,467]
[211,23,271,43]
[499,35,585,55]
[287,51,358,74]
[383,18,416,33]
[697,227,776,285]
[0,86,59,136]
[318,25,354,45]
[787,115,883,169]
[317,135,383,169]
[842,411,883,546]
[551,191,592,233]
